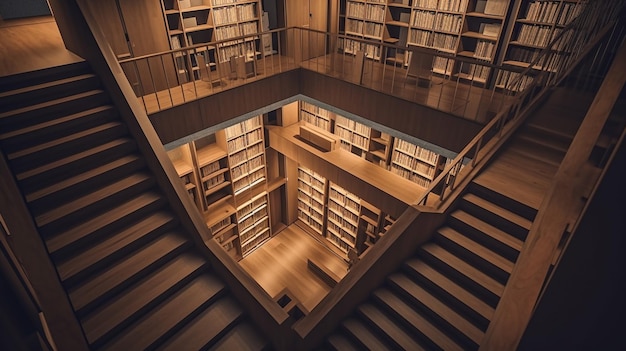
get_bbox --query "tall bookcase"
[497,0,584,90]
[326,182,361,257]
[299,101,332,131]
[334,115,372,158]
[390,137,446,188]
[337,0,512,83]
[297,166,327,236]
[224,115,267,196]
[166,115,269,260]
[160,0,263,81]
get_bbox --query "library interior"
[0,0,625,350]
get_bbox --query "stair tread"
[388,273,484,345]
[16,138,133,181]
[35,172,153,228]
[472,169,544,214]
[83,253,207,344]
[100,273,226,351]
[508,137,564,166]
[404,258,495,322]
[158,297,244,351]
[437,226,515,274]
[57,212,176,282]
[342,318,393,351]
[421,244,504,298]
[46,191,164,254]
[0,105,114,141]
[451,209,524,253]
[206,322,268,351]
[327,333,360,351]
[0,89,105,120]
[7,121,124,160]
[358,303,426,351]
[518,129,570,153]
[0,73,96,99]
[462,193,532,232]
[373,288,464,351]
[69,232,188,312]
[26,155,142,204]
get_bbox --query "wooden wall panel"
[150,70,301,144]
[298,70,483,153]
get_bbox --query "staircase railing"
[415,0,626,208]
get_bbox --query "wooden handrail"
[480,30,626,351]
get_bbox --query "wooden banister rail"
[480,33,626,351]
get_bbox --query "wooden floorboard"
[239,224,348,313]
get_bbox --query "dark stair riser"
[58,213,179,288]
[468,182,537,223]
[385,276,478,350]
[0,90,111,133]
[45,192,168,259]
[36,174,156,236]
[447,213,521,262]
[401,261,490,331]
[0,106,118,153]
[418,247,500,308]
[7,122,128,174]
[0,74,102,113]
[17,139,137,193]
[26,155,146,215]
[433,231,511,285]
[0,62,91,93]
[83,259,209,347]
[458,198,530,244]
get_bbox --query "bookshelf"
[236,191,271,256]
[334,115,372,158]
[166,143,200,207]
[390,137,445,188]
[224,115,267,196]
[326,182,361,258]
[193,137,231,211]
[499,0,584,89]
[205,206,239,259]
[367,129,393,168]
[299,101,332,132]
[211,0,262,64]
[338,0,387,61]
[297,166,327,236]
[357,199,382,255]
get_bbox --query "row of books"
[516,23,553,47]
[473,40,495,60]
[392,152,437,177]
[390,164,432,187]
[346,2,386,22]
[524,1,561,24]
[212,3,257,26]
[395,139,440,163]
[346,19,385,38]
[300,111,332,131]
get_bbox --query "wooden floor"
[239,224,348,313]
[0,16,82,77]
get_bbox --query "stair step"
[204,322,269,351]
[0,90,110,131]
[450,209,524,261]
[436,227,513,283]
[341,318,393,351]
[357,303,426,351]
[69,232,189,314]
[17,138,136,192]
[387,273,483,347]
[468,181,538,222]
[327,333,361,351]
[0,105,116,150]
[373,288,464,351]
[56,212,177,285]
[8,121,126,167]
[0,62,90,93]
[98,274,226,351]
[45,191,165,257]
[26,155,145,212]
[524,122,573,149]
[461,193,531,240]
[403,258,494,328]
[82,253,207,345]
[0,74,100,113]
[35,172,154,232]
[509,135,565,167]
[157,297,244,351]
[419,244,504,307]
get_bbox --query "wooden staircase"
[321,87,592,350]
[0,62,269,351]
